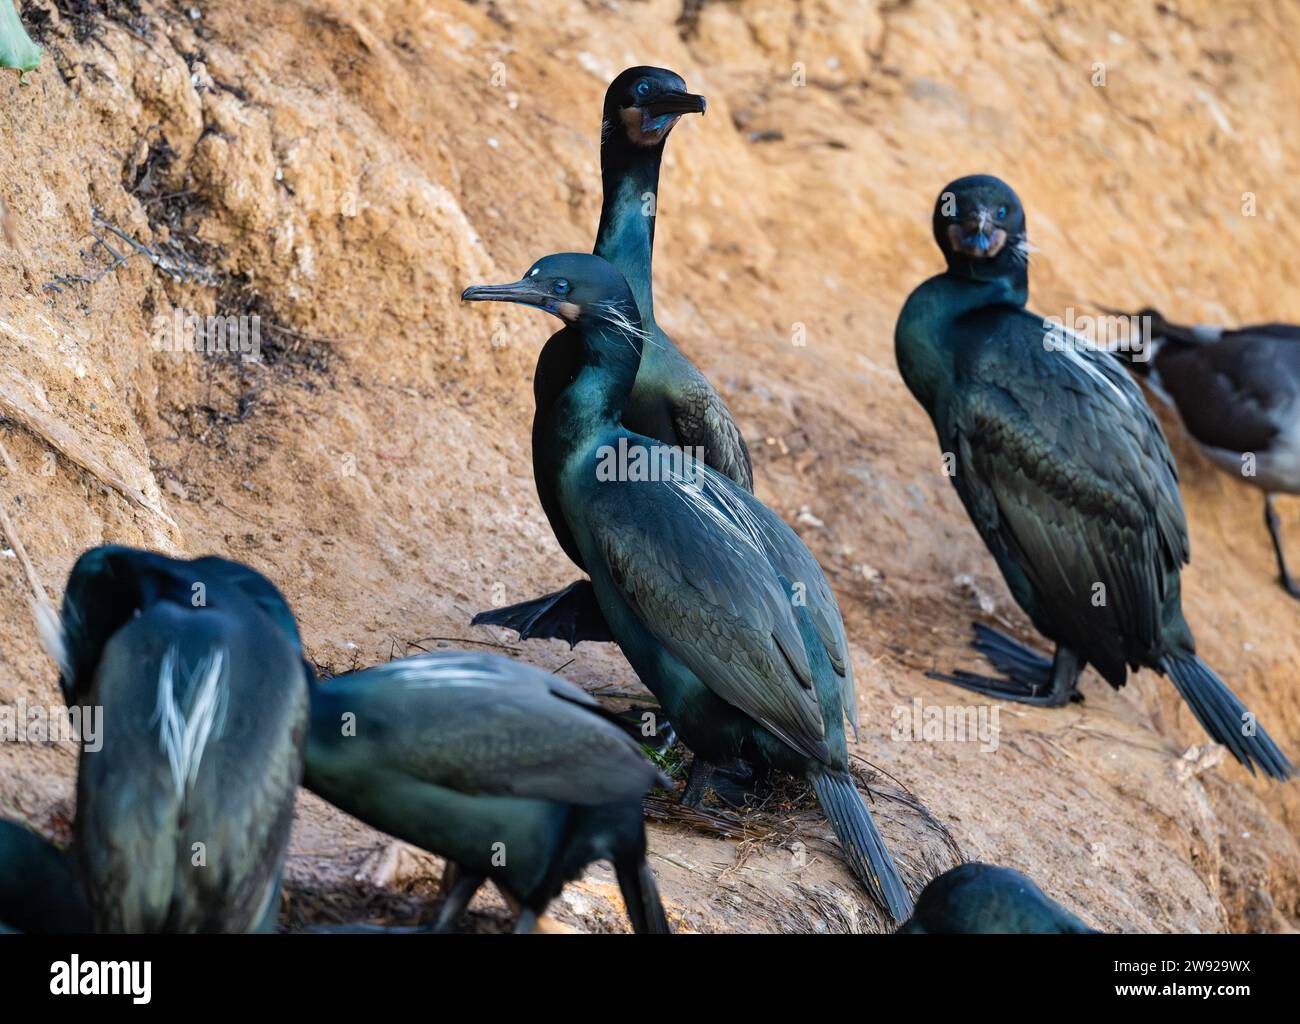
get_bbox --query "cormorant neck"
[896,270,1027,411]
[942,252,1029,306]
[551,321,643,461]
[594,128,664,332]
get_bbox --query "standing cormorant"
[0,819,93,933]
[463,253,909,922]
[43,546,310,932]
[304,651,670,933]
[897,863,1097,934]
[1111,309,1300,599]
[894,175,1293,780]
[473,67,752,648]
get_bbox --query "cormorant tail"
[614,855,670,934]
[1160,655,1293,781]
[810,769,912,923]
[471,579,613,647]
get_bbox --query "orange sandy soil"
[0,0,1296,932]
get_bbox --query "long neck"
[549,323,643,467]
[896,270,1026,411]
[594,130,664,332]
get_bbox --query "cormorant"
[0,0,41,74]
[43,545,310,932]
[1111,309,1300,600]
[894,175,1293,780]
[897,863,1097,934]
[463,253,909,922]
[473,67,753,649]
[0,819,93,933]
[303,651,670,934]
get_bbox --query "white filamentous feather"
[153,646,229,797]
[591,300,660,353]
[380,654,508,690]
[31,599,70,680]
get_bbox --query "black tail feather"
[810,769,912,923]
[1161,655,1293,781]
[471,580,613,647]
[614,855,670,934]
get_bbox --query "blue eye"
[997,205,1008,219]
[635,80,651,98]
[553,279,570,296]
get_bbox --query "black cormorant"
[897,862,1097,934]
[463,253,909,922]
[1112,309,1300,599]
[44,546,310,932]
[894,175,1293,780]
[473,67,752,648]
[303,651,670,933]
[0,819,93,933]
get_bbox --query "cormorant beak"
[642,90,707,118]
[461,279,557,314]
[948,207,1008,258]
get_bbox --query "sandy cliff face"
[0,0,1297,932]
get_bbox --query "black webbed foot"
[680,757,764,809]
[968,623,1053,687]
[472,579,614,647]
[929,639,1082,708]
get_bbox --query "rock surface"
[0,0,1297,932]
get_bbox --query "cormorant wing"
[1159,330,1300,455]
[587,465,838,764]
[946,310,1189,671]
[667,364,755,492]
[325,653,665,806]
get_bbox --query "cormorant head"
[932,175,1031,281]
[1102,307,1168,373]
[603,66,706,149]
[462,253,645,358]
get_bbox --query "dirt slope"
[1,0,1297,933]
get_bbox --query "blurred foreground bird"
[463,253,911,922]
[0,819,92,933]
[1110,308,1300,600]
[897,863,1097,934]
[473,66,751,649]
[0,0,41,74]
[894,175,1292,780]
[304,651,670,933]
[43,546,310,932]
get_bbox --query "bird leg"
[512,908,539,934]
[680,757,764,809]
[1264,495,1300,599]
[430,870,485,934]
[928,642,1083,707]
[679,758,717,808]
[438,861,459,899]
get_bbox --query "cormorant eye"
[635,80,651,98]
[997,205,1008,220]
[553,279,571,296]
